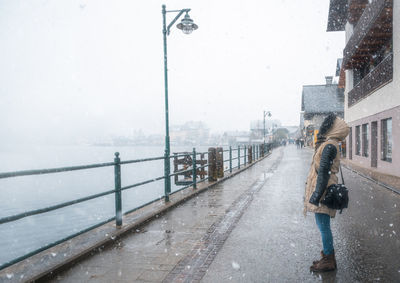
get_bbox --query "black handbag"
[320,164,349,213]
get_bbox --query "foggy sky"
[0,0,344,145]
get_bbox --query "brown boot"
[310,252,336,272]
[312,250,337,267]
[312,251,325,265]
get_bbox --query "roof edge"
[327,0,348,32]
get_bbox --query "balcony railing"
[348,52,393,107]
[343,0,390,69]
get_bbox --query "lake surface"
[0,144,240,267]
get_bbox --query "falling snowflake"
[232,261,240,270]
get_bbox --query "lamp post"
[162,5,198,202]
[263,111,271,151]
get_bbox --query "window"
[355,125,361,155]
[362,123,369,157]
[381,118,392,162]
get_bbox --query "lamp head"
[177,12,198,34]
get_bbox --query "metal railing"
[0,143,272,270]
[348,53,393,107]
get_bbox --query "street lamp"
[263,110,272,150]
[162,5,198,202]
[177,13,198,34]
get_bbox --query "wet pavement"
[47,145,400,282]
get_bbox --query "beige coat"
[303,118,350,218]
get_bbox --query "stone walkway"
[46,145,400,282]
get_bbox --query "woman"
[304,113,349,272]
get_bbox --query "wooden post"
[208,147,217,181]
[248,146,252,164]
[216,147,224,178]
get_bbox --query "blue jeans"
[315,213,334,255]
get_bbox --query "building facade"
[328,0,398,179]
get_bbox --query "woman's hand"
[309,191,321,206]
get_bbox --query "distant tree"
[274,128,289,140]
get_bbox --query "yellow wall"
[313,129,319,146]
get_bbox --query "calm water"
[0,144,237,266]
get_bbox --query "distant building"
[220,131,251,146]
[327,0,398,182]
[301,76,344,146]
[336,58,345,89]
[170,121,210,145]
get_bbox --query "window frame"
[381,118,392,162]
[362,123,369,157]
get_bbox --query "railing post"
[192,148,197,189]
[173,153,178,185]
[257,145,259,159]
[229,146,232,173]
[114,152,122,228]
[238,146,240,169]
[244,146,247,165]
[164,150,170,202]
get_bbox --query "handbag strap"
[339,163,345,185]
